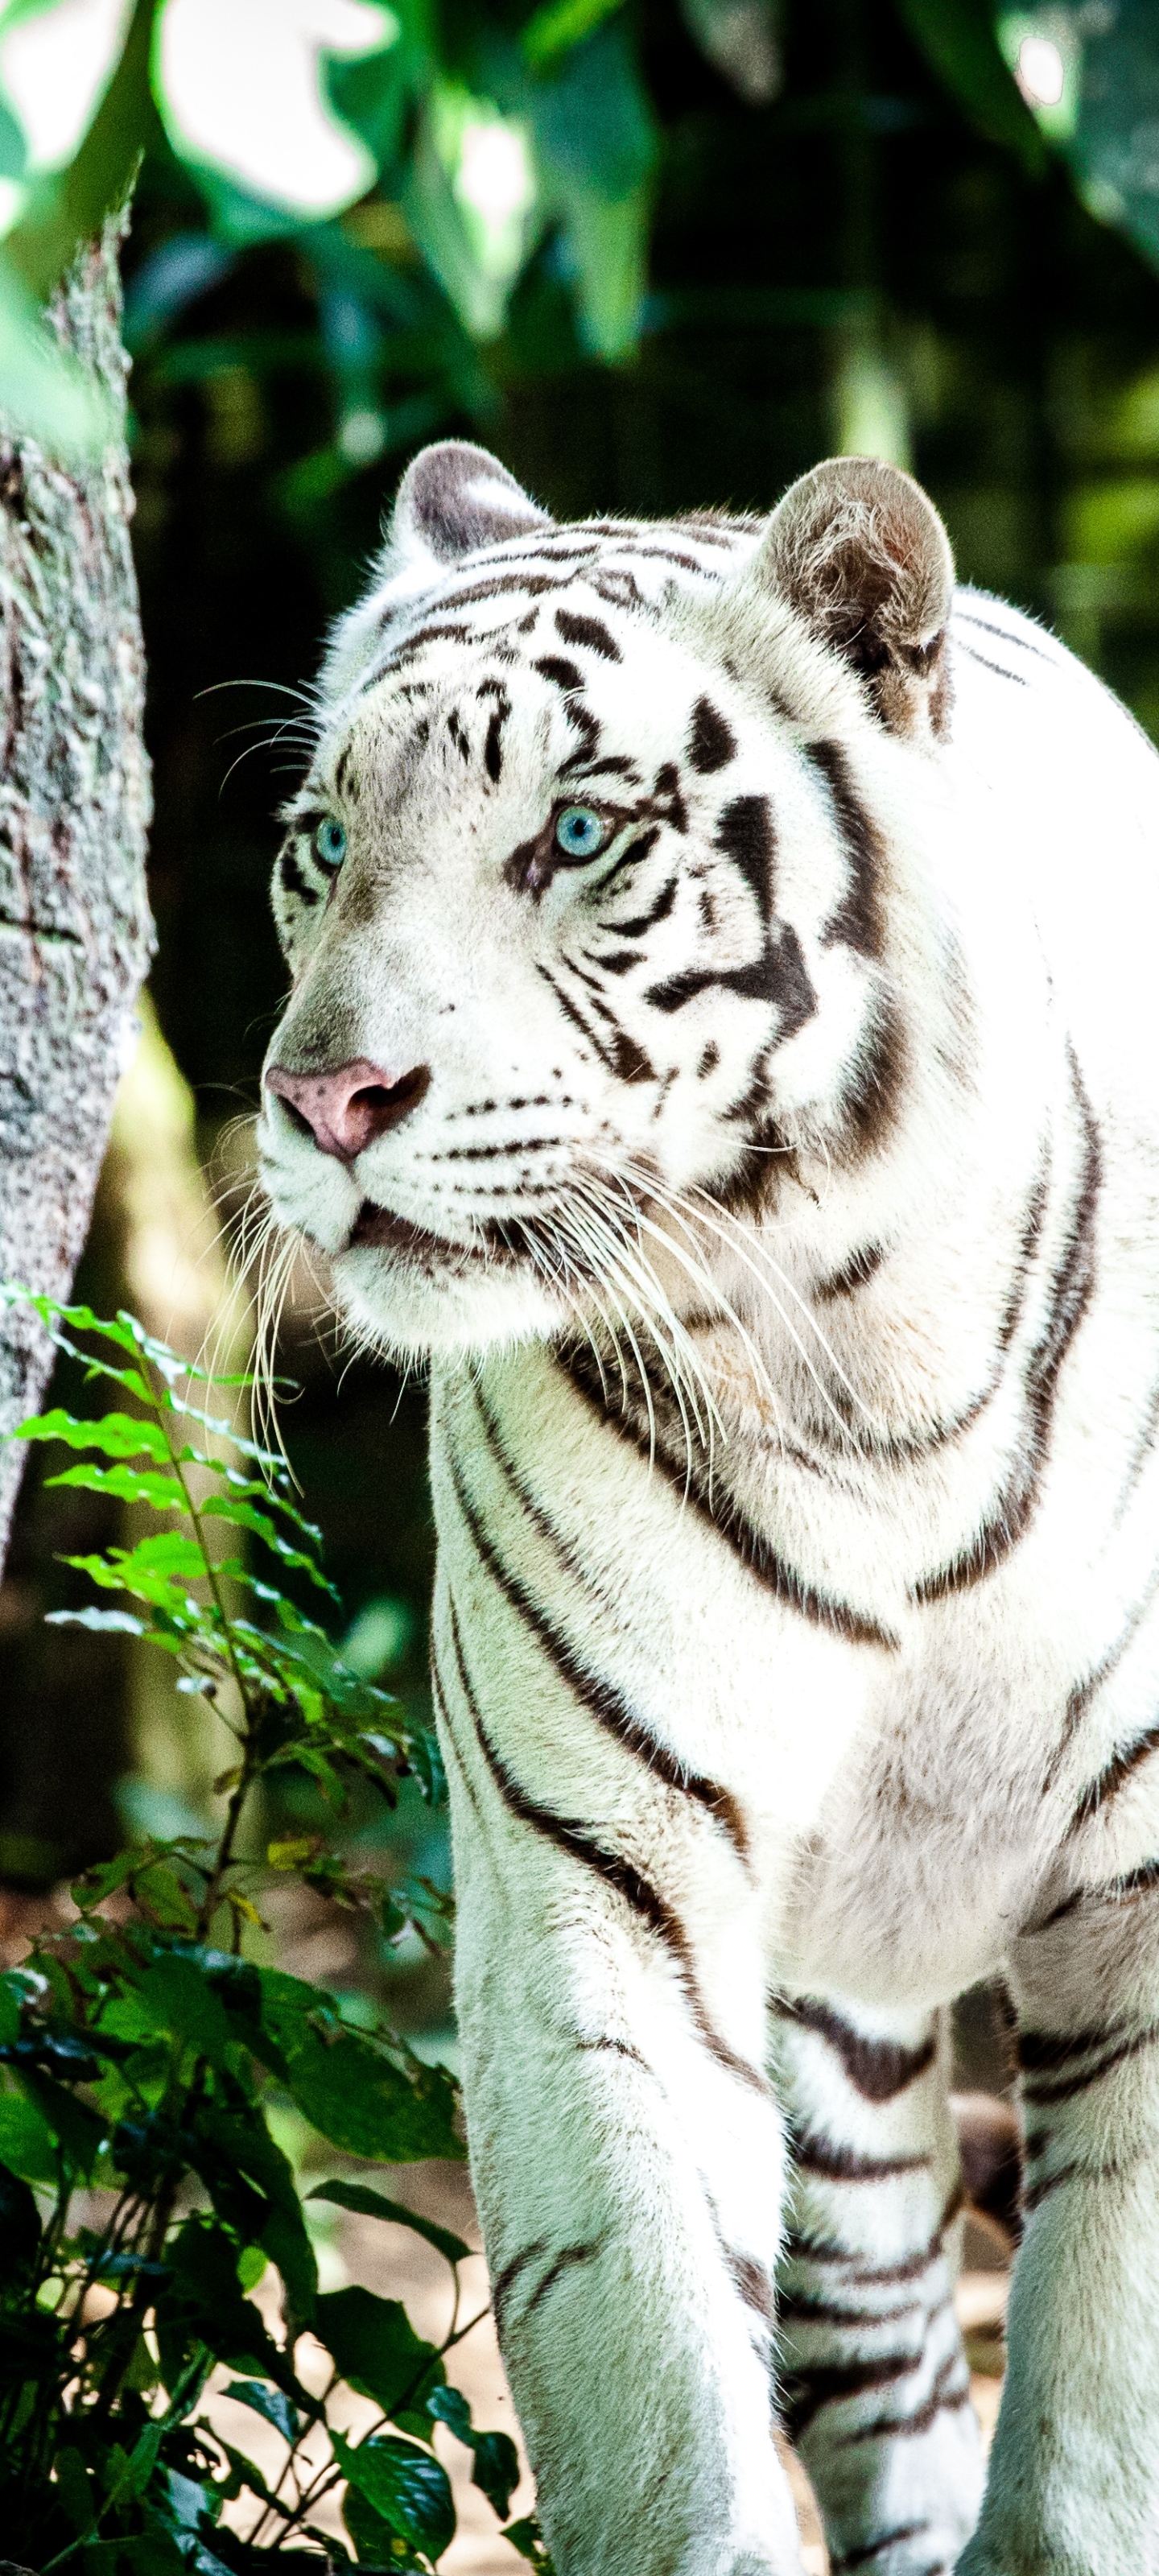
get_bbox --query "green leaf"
[16,2066,107,2179]
[0,2070,58,2184]
[11,1407,170,1463]
[47,1462,186,1509]
[894,0,1046,170]
[198,1492,338,1592]
[503,2514,555,2569]
[427,2387,519,2517]
[192,2101,318,2326]
[134,1951,239,2070]
[221,2378,303,2446]
[333,2428,455,2561]
[317,2285,442,2415]
[344,2479,414,2566]
[209,1959,464,2162]
[307,2179,470,2268]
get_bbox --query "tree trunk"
[0,208,154,1569]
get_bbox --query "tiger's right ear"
[320,442,553,708]
[753,456,955,740]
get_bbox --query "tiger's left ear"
[754,456,955,739]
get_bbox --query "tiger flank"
[258,440,1159,2576]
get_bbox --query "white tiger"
[258,437,1159,2576]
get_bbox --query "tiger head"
[258,440,959,1364]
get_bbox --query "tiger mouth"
[347,1199,511,1267]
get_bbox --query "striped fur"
[258,442,1159,2574]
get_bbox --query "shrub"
[0,1291,547,2576]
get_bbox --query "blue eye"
[313,815,347,870]
[555,805,608,861]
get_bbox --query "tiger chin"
[258,438,1159,2576]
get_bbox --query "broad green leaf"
[332,2427,455,2560]
[276,2019,463,2163]
[307,2178,470,2268]
[134,1952,238,2070]
[427,2386,519,2516]
[46,1463,185,1509]
[344,2479,416,2566]
[10,1408,170,1464]
[317,2285,443,2415]
[192,2101,317,2325]
[221,2378,303,2446]
[522,0,623,73]
[15,2066,106,2179]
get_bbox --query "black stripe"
[555,607,621,661]
[605,876,678,938]
[560,1342,899,1650]
[1021,2020,1159,2105]
[715,794,776,921]
[806,740,883,960]
[831,2351,971,2450]
[1046,1558,1159,1791]
[535,963,655,1085]
[490,2238,548,2330]
[831,2527,936,2574]
[815,1242,886,1302]
[523,2238,604,2318]
[535,654,584,694]
[790,2130,931,2185]
[442,1596,769,2098]
[779,2289,922,2329]
[782,2346,927,2444]
[913,1046,1099,1600]
[954,605,1054,662]
[1021,2160,1083,2212]
[688,698,736,774]
[837,995,905,1162]
[644,920,816,1033]
[952,636,1029,685]
[279,844,320,906]
[773,1996,936,2102]
[1068,1718,1159,1835]
[465,1384,751,1864]
[782,2186,964,2289]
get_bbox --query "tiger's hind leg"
[773,1996,984,2576]
[959,1880,1159,2574]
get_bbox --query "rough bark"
[0,210,154,1567]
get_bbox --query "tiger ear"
[318,442,554,708]
[754,456,955,738]
[390,440,553,570]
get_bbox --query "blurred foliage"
[0,1296,546,2573]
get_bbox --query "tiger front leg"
[959,1887,1159,2574]
[434,1601,805,2576]
[773,1993,984,2576]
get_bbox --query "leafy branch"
[0,1288,547,2576]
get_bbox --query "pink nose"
[266,1057,430,1160]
